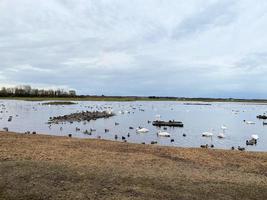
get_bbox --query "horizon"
[2,84,267,100]
[1,0,267,98]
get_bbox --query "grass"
[0,131,266,200]
[2,96,267,103]
[42,101,77,105]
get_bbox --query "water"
[0,100,267,152]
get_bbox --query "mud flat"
[48,111,114,124]
[0,131,266,200]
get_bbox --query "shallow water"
[0,100,266,152]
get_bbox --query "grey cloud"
[171,1,237,40]
[235,52,267,71]
[0,0,267,98]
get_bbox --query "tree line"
[0,85,76,97]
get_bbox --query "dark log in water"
[48,111,114,124]
[152,120,184,127]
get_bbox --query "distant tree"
[0,87,7,96]
[69,90,76,97]
[30,89,39,96]
[0,85,76,98]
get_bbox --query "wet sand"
[0,131,267,200]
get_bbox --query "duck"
[200,144,208,148]
[238,146,245,151]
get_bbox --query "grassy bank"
[41,101,77,105]
[0,131,266,200]
[1,96,267,103]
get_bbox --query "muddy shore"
[0,131,267,200]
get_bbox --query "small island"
[48,111,114,124]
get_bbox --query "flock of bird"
[0,101,264,151]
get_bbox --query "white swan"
[245,121,255,124]
[251,134,259,140]
[202,132,213,137]
[136,128,149,133]
[217,133,225,139]
[221,125,227,130]
[157,131,170,137]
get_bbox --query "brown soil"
[0,131,266,200]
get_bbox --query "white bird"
[155,114,161,120]
[251,134,259,140]
[157,131,170,137]
[245,121,255,124]
[217,133,225,139]
[221,125,227,130]
[136,128,149,133]
[202,132,213,137]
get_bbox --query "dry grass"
[0,131,267,200]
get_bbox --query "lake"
[0,100,266,151]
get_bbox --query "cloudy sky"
[0,0,267,98]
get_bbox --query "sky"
[0,0,267,98]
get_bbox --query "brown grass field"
[0,131,266,200]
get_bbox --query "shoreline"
[2,96,267,103]
[3,130,266,153]
[0,131,266,199]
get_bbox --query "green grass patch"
[42,101,77,105]
[1,96,267,103]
